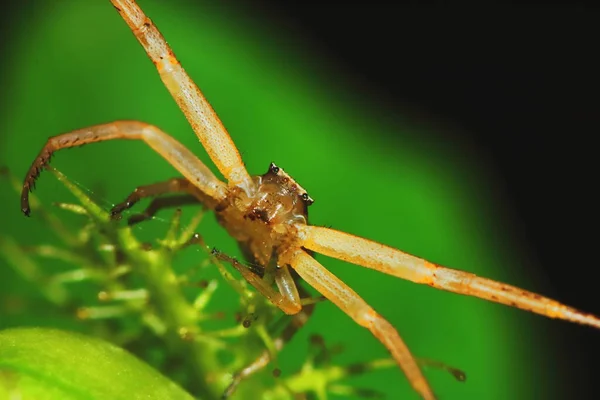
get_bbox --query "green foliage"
[1,168,427,400]
[0,327,195,400]
[0,2,554,399]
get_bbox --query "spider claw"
[110,200,137,218]
[21,192,31,217]
[450,368,467,382]
[110,205,125,217]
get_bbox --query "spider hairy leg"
[110,0,253,193]
[287,249,437,400]
[297,225,600,329]
[21,121,227,216]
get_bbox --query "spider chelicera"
[20,1,600,399]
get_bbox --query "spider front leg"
[21,121,228,216]
[286,249,436,400]
[297,225,600,329]
[110,0,254,193]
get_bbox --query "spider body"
[214,163,312,309]
[19,1,600,399]
[215,163,311,268]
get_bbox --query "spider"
[19,1,600,399]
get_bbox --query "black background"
[247,6,600,397]
[2,2,599,398]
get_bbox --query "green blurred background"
[1,1,598,399]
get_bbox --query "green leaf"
[0,327,195,400]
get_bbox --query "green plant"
[3,167,461,399]
[0,3,552,399]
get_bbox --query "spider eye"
[301,193,314,205]
[269,162,280,174]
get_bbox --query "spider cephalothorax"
[248,162,313,223]
[20,1,600,399]
[215,162,313,268]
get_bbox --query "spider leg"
[297,225,600,329]
[223,283,316,399]
[211,250,302,315]
[126,195,200,226]
[211,253,314,395]
[110,0,254,193]
[286,249,436,400]
[21,121,227,216]
[110,177,213,225]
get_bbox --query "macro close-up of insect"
[1,1,598,400]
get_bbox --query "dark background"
[2,2,598,398]
[245,5,600,397]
